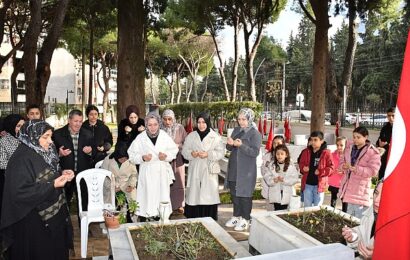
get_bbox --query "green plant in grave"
[115,191,138,224]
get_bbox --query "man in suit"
[53,109,94,210]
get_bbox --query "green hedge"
[161,101,263,121]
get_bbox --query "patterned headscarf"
[19,120,60,173]
[161,109,177,139]
[144,111,161,138]
[238,108,256,129]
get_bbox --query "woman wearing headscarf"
[0,114,24,222]
[225,108,262,231]
[0,114,24,170]
[161,109,187,214]
[0,120,74,260]
[128,112,178,221]
[181,112,224,220]
[117,105,145,149]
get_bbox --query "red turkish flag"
[335,121,340,138]
[218,116,224,135]
[185,113,193,133]
[258,117,263,136]
[373,30,410,260]
[284,117,291,143]
[265,118,274,152]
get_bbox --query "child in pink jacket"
[328,137,346,210]
[338,126,381,219]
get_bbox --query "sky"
[217,2,347,60]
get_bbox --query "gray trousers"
[229,181,253,220]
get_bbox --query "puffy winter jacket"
[338,142,381,207]
[298,143,334,193]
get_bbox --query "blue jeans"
[304,184,324,207]
[347,203,368,219]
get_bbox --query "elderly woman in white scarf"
[225,108,262,231]
[161,109,187,214]
[128,112,178,221]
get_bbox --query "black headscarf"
[3,114,24,137]
[196,112,212,141]
[18,120,60,173]
[110,141,129,162]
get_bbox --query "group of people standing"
[0,102,394,259]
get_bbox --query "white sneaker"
[234,218,249,231]
[225,216,239,227]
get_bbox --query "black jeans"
[328,185,339,208]
[229,181,253,220]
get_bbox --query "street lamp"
[66,89,74,116]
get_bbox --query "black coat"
[117,118,145,148]
[53,125,94,174]
[81,119,113,164]
[1,144,72,258]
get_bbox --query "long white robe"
[128,130,178,217]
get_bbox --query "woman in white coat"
[128,112,178,221]
[182,112,225,220]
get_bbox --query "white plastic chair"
[76,168,115,258]
[94,160,104,169]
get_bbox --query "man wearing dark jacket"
[81,105,113,165]
[53,109,94,210]
[376,107,394,180]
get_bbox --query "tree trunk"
[186,79,192,102]
[117,0,145,122]
[327,46,342,124]
[309,0,329,132]
[99,51,112,122]
[34,0,70,111]
[0,0,12,48]
[23,0,42,107]
[242,24,263,102]
[88,19,94,105]
[10,54,21,113]
[243,30,255,102]
[176,64,182,104]
[209,22,230,101]
[150,71,156,104]
[231,9,240,102]
[341,0,358,97]
[165,74,175,104]
[82,47,86,110]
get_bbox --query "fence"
[262,101,392,129]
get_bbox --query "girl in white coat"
[182,112,225,220]
[262,144,299,210]
[128,112,178,221]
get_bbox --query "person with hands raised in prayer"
[1,120,74,260]
[182,112,224,220]
[53,109,94,212]
[342,181,383,259]
[128,112,178,222]
[225,108,262,231]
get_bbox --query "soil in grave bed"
[278,208,359,244]
[129,222,233,260]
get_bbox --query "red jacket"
[298,145,334,192]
